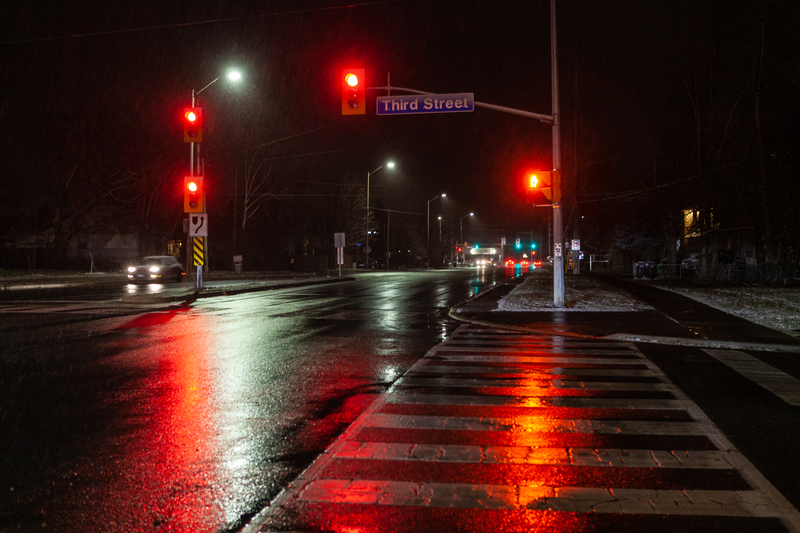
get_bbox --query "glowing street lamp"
[366,161,395,269]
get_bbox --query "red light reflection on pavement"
[89,309,226,530]
[266,502,780,533]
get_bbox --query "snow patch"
[496,270,654,312]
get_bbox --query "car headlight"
[127,266,136,273]
[149,266,160,273]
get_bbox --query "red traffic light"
[341,68,365,115]
[183,107,203,143]
[184,176,204,213]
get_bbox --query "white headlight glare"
[127,266,136,273]
[149,266,160,273]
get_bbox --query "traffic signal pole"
[368,0,565,306]
[551,0,565,308]
[189,89,203,290]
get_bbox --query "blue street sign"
[376,93,474,116]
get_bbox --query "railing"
[589,254,609,271]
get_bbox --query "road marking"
[435,355,641,364]
[398,377,676,391]
[385,393,690,410]
[334,441,738,469]
[297,479,784,517]
[416,366,657,377]
[246,325,800,533]
[704,349,800,406]
[362,413,707,435]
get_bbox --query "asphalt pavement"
[244,271,800,532]
[5,269,800,531]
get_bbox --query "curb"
[448,278,800,353]
[119,277,355,305]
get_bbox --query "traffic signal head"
[184,176,204,213]
[183,107,203,143]
[341,68,366,115]
[525,171,552,205]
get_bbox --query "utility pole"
[572,42,581,276]
[551,0,565,307]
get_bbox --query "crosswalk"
[250,325,800,533]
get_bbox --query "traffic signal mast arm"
[368,84,554,124]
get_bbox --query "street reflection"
[125,282,165,294]
[104,308,226,530]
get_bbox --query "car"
[681,253,699,270]
[127,256,184,283]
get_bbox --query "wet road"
[0,268,517,532]
[251,326,800,533]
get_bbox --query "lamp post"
[459,212,473,266]
[366,161,394,269]
[438,216,442,265]
[187,69,242,290]
[427,193,446,268]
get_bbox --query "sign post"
[189,214,208,290]
[334,232,345,277]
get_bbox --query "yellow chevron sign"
[193,237,204,266]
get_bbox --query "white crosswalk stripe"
[252,325,800,533]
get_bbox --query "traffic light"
[531,242,537,250]
[341,68,365,115]
[184,176,204,213]
[525,171,552,205]
[515,237,521,249]
[183,107,203,143]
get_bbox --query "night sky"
[2,0,798,264]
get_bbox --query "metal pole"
[438,217,442,265]
[551,0,564,308]
[366,170,370,270]
[190,90,195,177]
[427,199,430,268]
[386,211,390,270]
[188,90,195,284]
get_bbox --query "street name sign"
[376,93,474,116]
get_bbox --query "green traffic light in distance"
[531,243,537,249]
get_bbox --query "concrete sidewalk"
[452,274,800,353]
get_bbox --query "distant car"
[127,256,184,283]
[682,253,699,270]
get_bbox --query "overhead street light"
[427,193,446,268]
[188,68,243,176]
[366,161,395,269]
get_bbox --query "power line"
[1,1,401,45]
